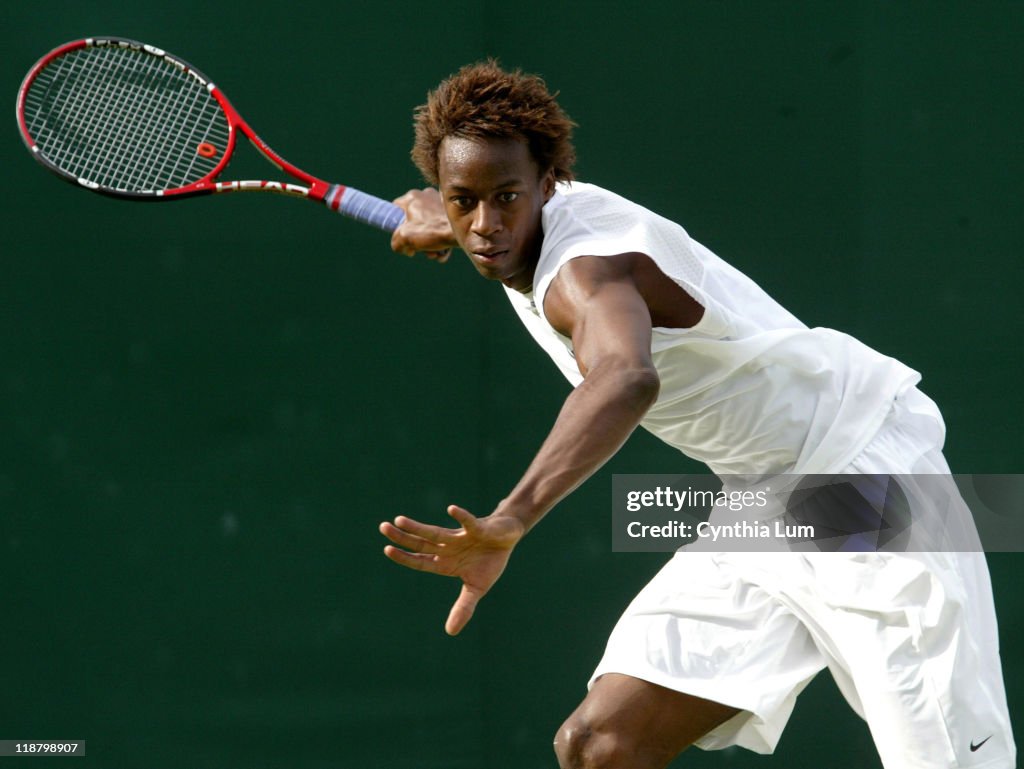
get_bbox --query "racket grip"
[326,185,406,233]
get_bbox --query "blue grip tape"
[333,186,406,232]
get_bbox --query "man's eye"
[499,192,519,203]
[450,197,473,209]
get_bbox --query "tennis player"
[380,61,1016,769]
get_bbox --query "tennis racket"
[15,37,406,232]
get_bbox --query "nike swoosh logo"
[970,735,993,752]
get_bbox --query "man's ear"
[542,168,557,201]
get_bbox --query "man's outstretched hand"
[380,506,525,635]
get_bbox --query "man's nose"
[471,202,502,237]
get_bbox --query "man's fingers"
[379,521,444,555]
[389,188,454,260]
[444,584,482,636]
[446,504,477,530]
[390,231,451,261]
[391,514,461,545]
[391,190,416,208]
[389,230,415,256]
[382,544,446,574]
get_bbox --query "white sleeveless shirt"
[504,182,921,478]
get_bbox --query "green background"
[2,2,1020,767]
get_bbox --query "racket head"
[16,37,238,199]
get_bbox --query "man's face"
[437,135,555,293]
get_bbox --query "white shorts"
[590,389,1016,768]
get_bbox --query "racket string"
[36,47,140,186]
[23,44,229,193]
[128,49,199,190]
[106,46,220,191]
[155,80,218,190]
[98,47,170,189]
[109,50,165,190]
[70,47,136,186]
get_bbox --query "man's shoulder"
[542,181,629,232]
[549,180,623,205]
[534,182,651,310]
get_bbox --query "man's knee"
[552,674,739,769]
[554,713,667,769]
[554,714,615,769]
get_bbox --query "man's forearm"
[492,364,660,533]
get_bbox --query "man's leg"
[554,673,741,769]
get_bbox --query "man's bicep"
[572,282,656,373]
[543,255,655,375]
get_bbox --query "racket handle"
[326,185,406,233]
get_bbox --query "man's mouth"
[472,249,508,261]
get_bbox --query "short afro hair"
[411,59,577,186]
